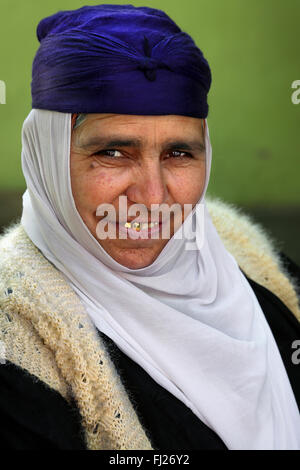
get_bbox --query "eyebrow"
[80,136,206,153]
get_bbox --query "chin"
[106,244,164,269]
[91,226,169,268]
[120,249,160,269]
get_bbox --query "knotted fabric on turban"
[31,4,212,117]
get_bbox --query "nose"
[125,160,169,209]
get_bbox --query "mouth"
[116,220,162,238]
[97,213,174,241]
[121,221,159,231]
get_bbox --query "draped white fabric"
[21,109,300,449]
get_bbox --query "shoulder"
[0,223,86,449]
[206,197,300,322]
[0,223,71,397]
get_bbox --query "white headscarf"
[21,109,300,449]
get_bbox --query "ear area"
[201,119,206,140]
[71,113,79,130]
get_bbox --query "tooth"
[123,221,159,230]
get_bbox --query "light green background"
[0,0,299,205]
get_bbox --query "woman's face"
[70,113,206,269]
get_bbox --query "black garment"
[0,362,85,450]
[0,254,299,450]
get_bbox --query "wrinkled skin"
[70,113,206,269]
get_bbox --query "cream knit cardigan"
[0,197,299,450]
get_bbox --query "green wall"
[0,0,299,205]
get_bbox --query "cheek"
[170,164,206,204]
[71,166,126,211]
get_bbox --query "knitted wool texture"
[0,197,299,450]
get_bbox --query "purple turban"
[31,4,212,117]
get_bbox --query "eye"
[167,151,193,159]
[94,149,123,158]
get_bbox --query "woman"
[0,4,299,450]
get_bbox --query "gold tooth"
[123,221,159,230]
